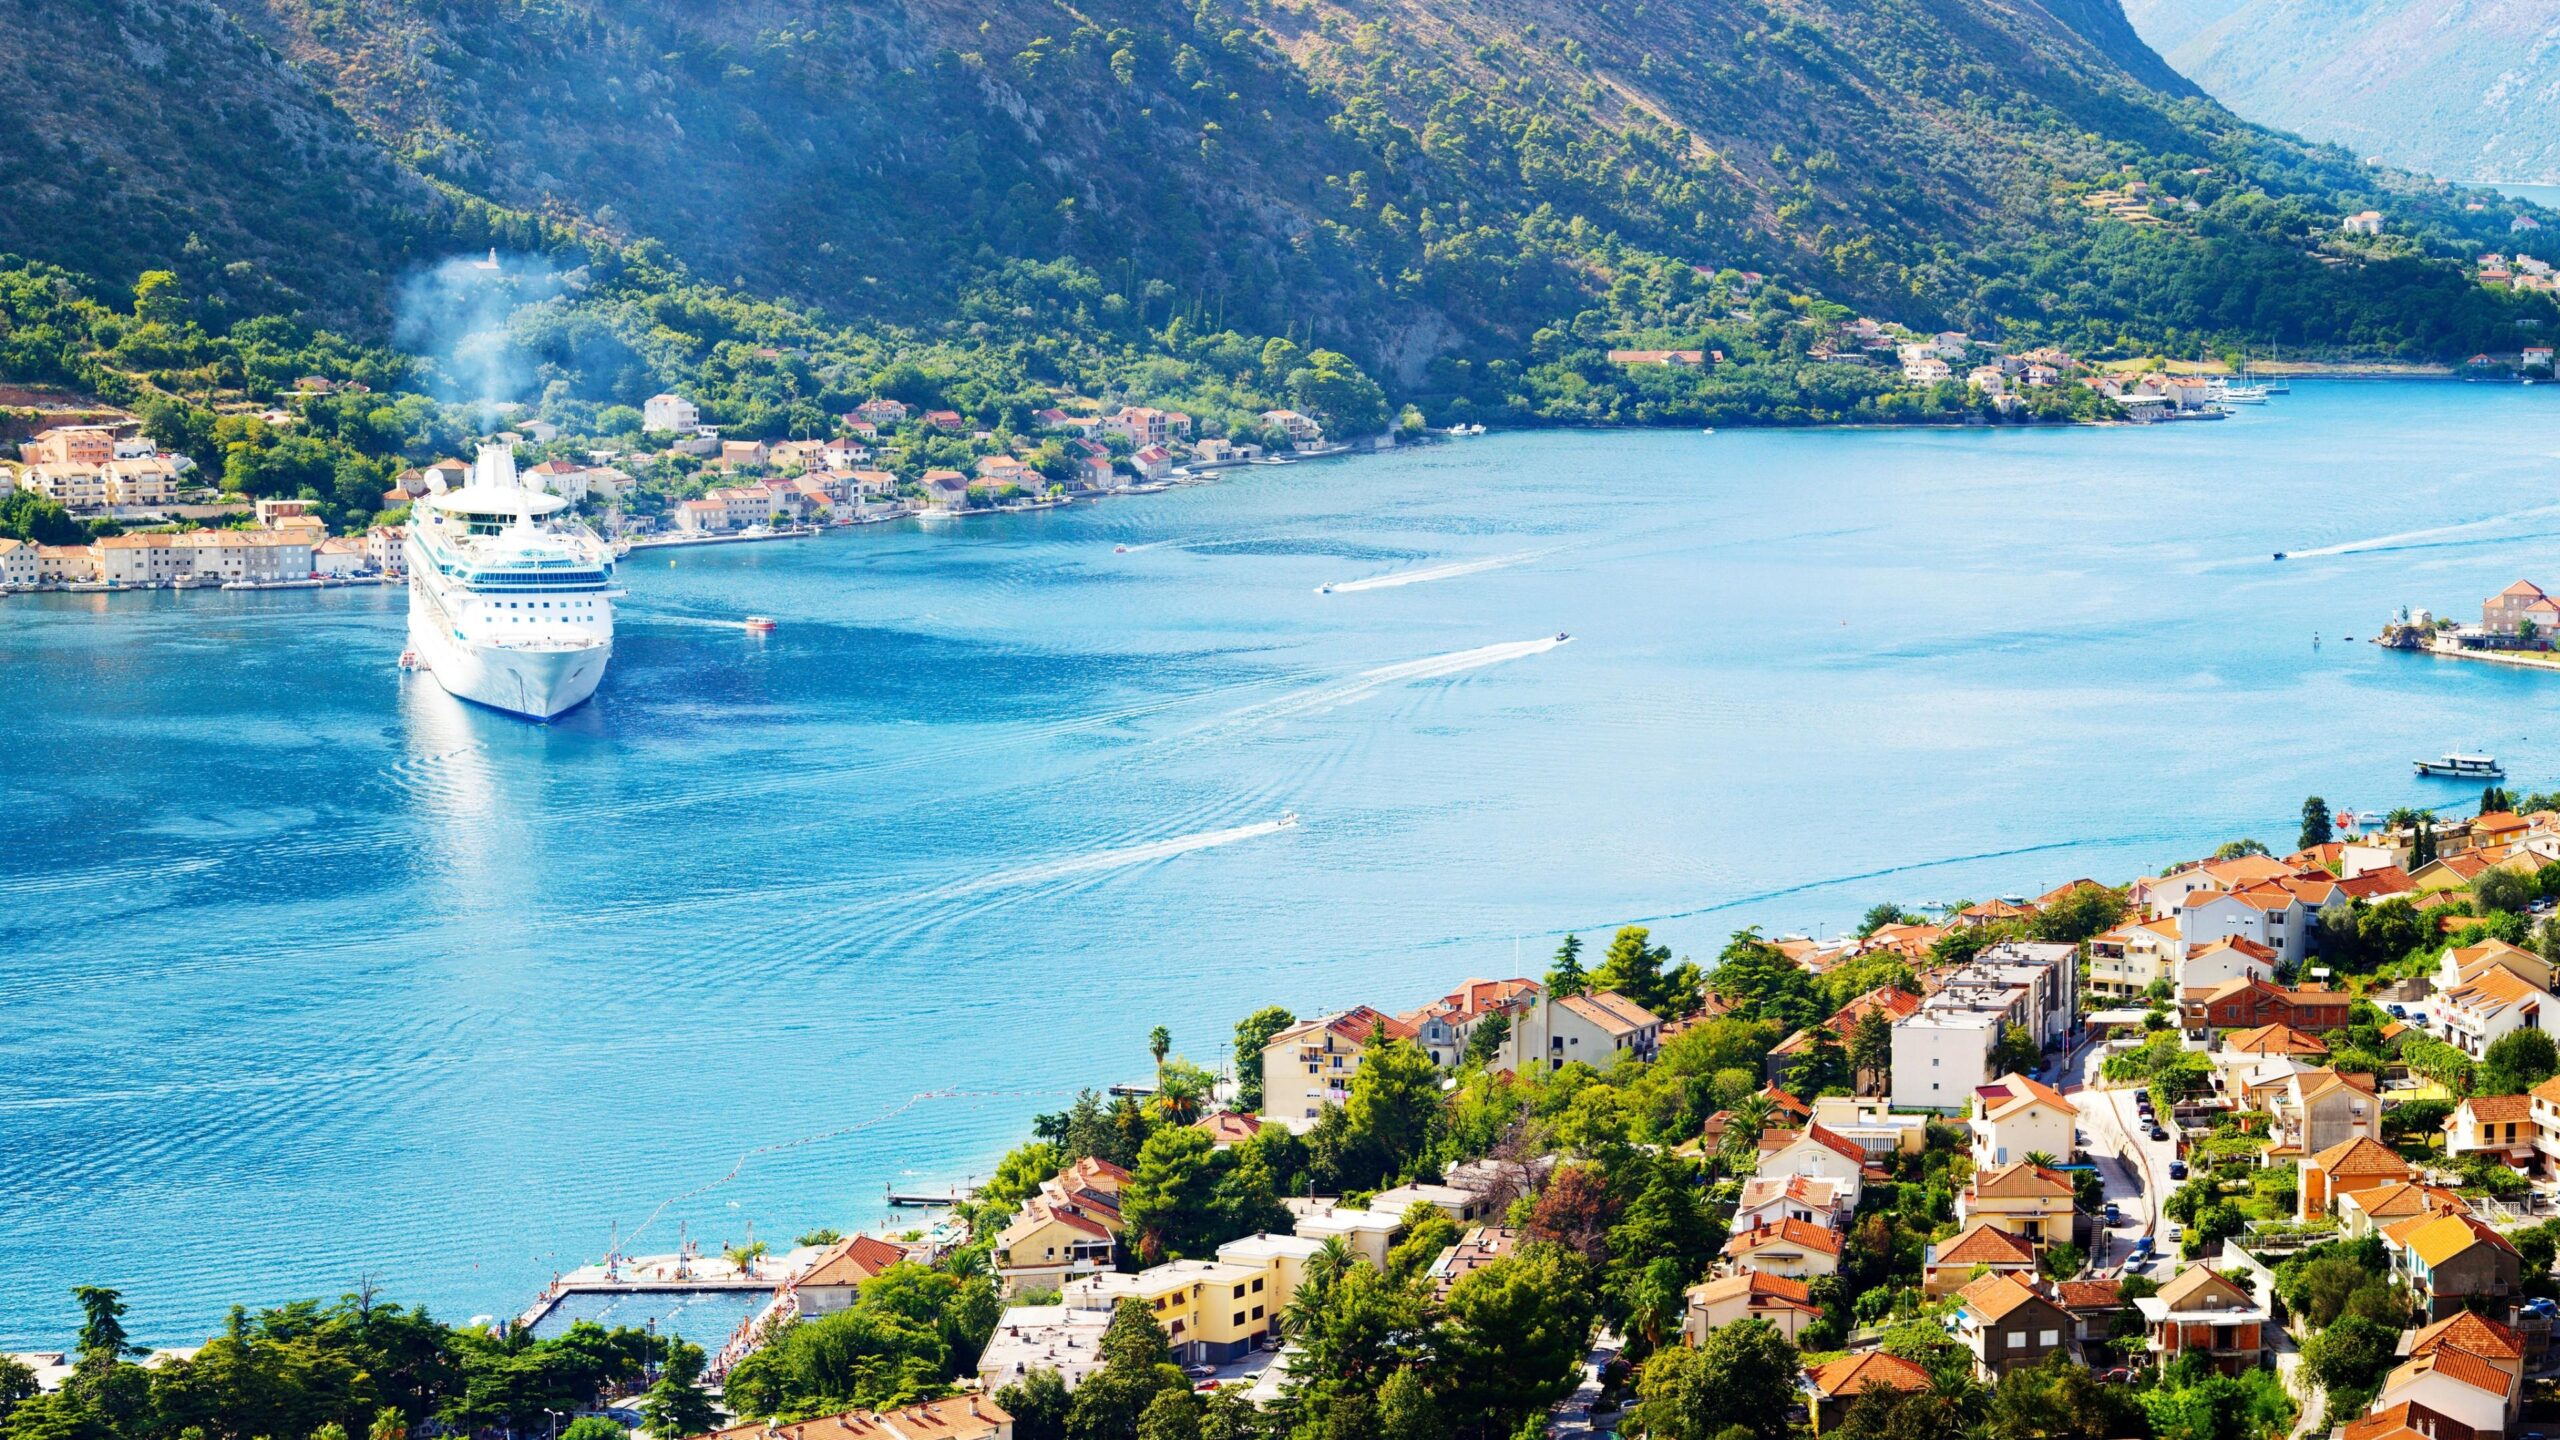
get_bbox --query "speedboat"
[1317,583,1334,595]
[1555,631,1571,642]
[2272,552,2286,561]
[743,616,777,633]
[1114,544,1129,554]
[1278,810,1299,828]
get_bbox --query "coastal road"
[2068,1042,2177,1273]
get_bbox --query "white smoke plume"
[393,251,576,430]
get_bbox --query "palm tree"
[723,1240,768,1277]
[1152,1061,1211,1125]
[1282,1238,1359,1337]
[1148,1025,1171,1070]
[2023,1150,2059,1170]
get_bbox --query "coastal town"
[28,796,2560,1439]
[0,393,1346,593]
[0,299,2292,599]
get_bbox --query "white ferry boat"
[2414,751,2502,779]
[405,444,617,720]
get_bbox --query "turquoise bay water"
[9,380,2560,1346]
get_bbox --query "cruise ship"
[405,444,617,719]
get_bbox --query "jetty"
[884,1181,974,1208]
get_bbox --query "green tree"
[1339,1034,1443,1186]
[1372,1366,1439,1440]
[1857,903,1918,938]
[1136,1387,1204,1440]
[1461,1010,1511,1069]
[1546,935,1589,999]
[70,1287,136,1368]
[2482,1028,2560,1095]
[2301,1313,2397,1402]
[1990,1023,2041,1076]
[1286,351,1388,437]
[1122,1124,1221,1262]
[639,1341,719,1440]
[2476,866,2536,916]
[1987,1355,2145,1440]
[1848,1008,1894,1095]
[1710,930,1819,1031]
[1149,1026,1172,1070]
[2300,796,2334,851]
[1628,1318,1797,1440]
[1232,1007,1296,1111]
[994,1368,1071,1440]
[2213,839,2270,860]
[1068,1302,1188,1440]
[560,1417,627,1440]
[1436,1245,1598,1437]
[1590,926,1673,1012]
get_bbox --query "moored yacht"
[406,444,617,720]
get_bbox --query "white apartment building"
[1891,1005,2004,1112]
[643,393,700,432]
[2180,884,2313,964]
[2088,917,2182,997]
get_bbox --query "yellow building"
[1954,1161,2076,1247]
[1258,1007,1417,1122]
[1061,1233,1322,1363]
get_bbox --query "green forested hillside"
[0,0,2553,453]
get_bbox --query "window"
[2040,1330,2058,1346]
[1252,1305,1264,1320]
[1232,1312,1246,1327]
[1233,1284,1246,1298]
[1251,1278,1263,1292]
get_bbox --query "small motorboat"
[2271,552,2286,561]
[1701,427,1716,435]
[1555,631,1571,642]
[1114,544,1129,554]
[1318,583,1334,595]
[1278,810,1300,828]
[743,615,778,633]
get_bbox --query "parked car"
[2103,1202,2123,1225]
[2168,1160,2187,1180]
[2386,1003,2408,1018]
[2150,1126,2169,1143]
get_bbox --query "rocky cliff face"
[2124,0,2560,183]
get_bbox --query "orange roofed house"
[1256,1006,1418,1122]
[993,1156,1131,1294]
[2300,1136,2414,1221]
[791,1234,910,1314]
[1683,1271,1825,1344]
[1804,1352,1931,1428]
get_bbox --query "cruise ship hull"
[408,595,609,720]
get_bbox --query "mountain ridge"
[0,0,2552,414]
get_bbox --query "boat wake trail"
[2286,504,2560,558]
[1318,550,1547,594]
[1205,636,1568,728]
[926,817,1297,900]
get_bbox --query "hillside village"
[228,796,2560,1440]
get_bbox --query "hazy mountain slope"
[194,0,2339,359]
[2123,0,2560,183]
[0,0,466,326]
[0,0,2542,386]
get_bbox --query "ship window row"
[463,575,608,589]
[490,600,598,610]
